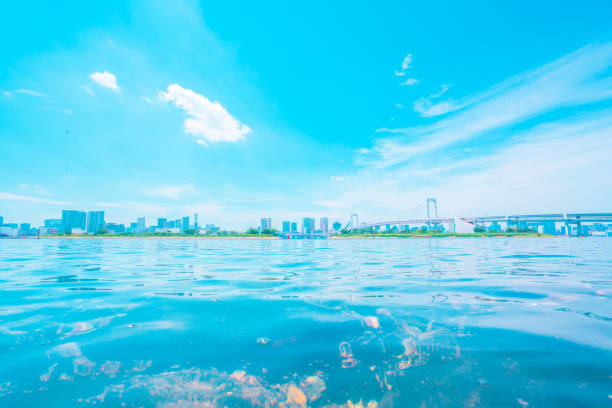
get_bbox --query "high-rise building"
[260,218,271,231]
[282,221,291,233]
[62,210,87,233]
[302,217,315,235]
[194,213,199,230]
[182,216,190,232]
[320,217,329,234]
[157,218,168,228]
[332,221,342,231]
[350,213,359,228]
[137,217,146,234]
[290,222,297,233]
[19,223,31,235]
[87,211,105,233]
[44,219,62,228]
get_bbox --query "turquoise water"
[0,238,611,407]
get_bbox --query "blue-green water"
[0,238,611,407]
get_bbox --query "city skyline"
[1,2,612,230]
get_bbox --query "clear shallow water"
[0,238,611,407]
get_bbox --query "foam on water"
[0,237,611,406]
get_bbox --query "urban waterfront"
[0,237,610,407]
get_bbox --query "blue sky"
[1,0,611,229]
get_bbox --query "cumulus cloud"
[90,71,119,91]
[159,84,251,145]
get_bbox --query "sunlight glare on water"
[0,237,611,407]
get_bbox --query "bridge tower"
[350,213,359,229]
[426,198,438,229]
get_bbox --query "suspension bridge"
[345,199,612,235]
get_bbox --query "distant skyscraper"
[62,210,87,233]
[290,222,297,233]
[157,218,168,228]
[45,219,62,228]
[351,213,358,228]
[302,217,315,235]
[19,223,31,235]
[332,221,342,231]
[320,217,329,234]
[194,213,198,230]
[87,211,105,233]
[0,215,3,226]
[182,216,190,232]
[282,221,291,234]
[260,218,271,231]
[137,217,146,234]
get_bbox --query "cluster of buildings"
[260,217,342,236]
[484,220,612,236]
[0,211,220,237]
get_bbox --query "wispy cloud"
[0,192,73,206]
[401,78,419,86]
[159,84,251,145]
[366,42,612,168]
[141,183,198,200]
[330,176,345,182]
[395,53,416,83]
[3,89,45,97]
[90,71,120,91]
[18,184,51,197]
[401,54,413,70]
[82,86,94,96]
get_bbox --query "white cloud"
[3,89,45,97]
[90,71,119,91]
[330,176,345,182]
[401,78,419,86]
[141,96,152,103]
[401,54,413,70]
[367,42,612,167]
[82,86,94,96]
[18,184,51,196]
[160,84,251,144]
[0,192,73,206]
[394,70,406,77]
[141,183,198,200]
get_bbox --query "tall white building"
[260,218,271,231]
[137,217,146,234]
[320,217,329,234]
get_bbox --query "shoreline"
[4,234,565,240]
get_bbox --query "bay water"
[1,238,611,407]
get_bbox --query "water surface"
[1,238,611,407]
